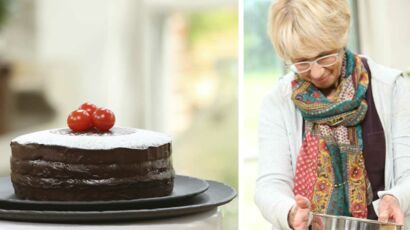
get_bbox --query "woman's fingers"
[378,209,403,224]
[378,195,404,224]
[395,212,404,225]
[295,194,311,209]
[291,195,312,230]
[311,215,324,230]
[377,210,390,223]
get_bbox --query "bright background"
[242,0,410,229]
[0,0,237,228]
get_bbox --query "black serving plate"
[0,180,236,223]
[0,175,208,211]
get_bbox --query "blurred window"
[159,7,238,230]
[163,7,238,186]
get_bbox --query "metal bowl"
[311,213,403,230]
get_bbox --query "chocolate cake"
[10,127,174,201]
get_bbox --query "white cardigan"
[255,57,410,230]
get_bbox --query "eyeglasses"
[289,52,341,74]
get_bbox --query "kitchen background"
[0,0,237,229]
[242,0,410,229]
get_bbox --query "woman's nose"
[310,62,324,79]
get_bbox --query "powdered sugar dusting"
[12,127,171,150]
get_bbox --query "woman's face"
[292,49,343,90]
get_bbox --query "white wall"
[36,0,147,127]
[358,0,410,71]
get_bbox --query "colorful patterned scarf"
[291,50,372,218]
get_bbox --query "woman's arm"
[255,86,296,229]
[382,75,410,216]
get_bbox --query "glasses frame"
[288,52,341,74]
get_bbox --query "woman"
[255,0,410,229]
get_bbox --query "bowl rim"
[313,213,403,227]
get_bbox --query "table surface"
[0,208,221,230]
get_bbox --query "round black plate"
[0,175,209,211]
[0,180,236,223]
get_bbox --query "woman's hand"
[378,194,404,224]
[288,195,311,230]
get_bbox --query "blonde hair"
[268,0,351,62]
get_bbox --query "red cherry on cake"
[92,107,115,131]
[67,109,93,132]
[79,102,97,115]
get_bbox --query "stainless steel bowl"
[311,213,403,230]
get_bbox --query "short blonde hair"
[268,0,351,62]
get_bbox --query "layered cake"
[10,127,175,201]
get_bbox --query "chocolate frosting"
[10,135,174,201]
[10,142,172,164]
